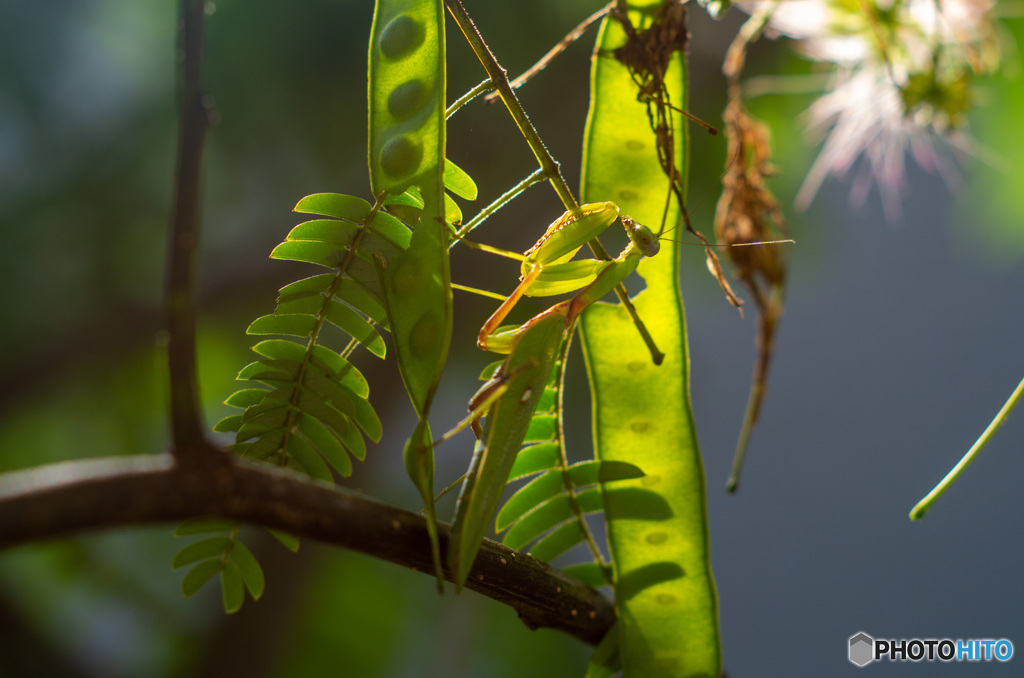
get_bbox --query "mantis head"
[622,215,660,258]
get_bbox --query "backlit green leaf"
[286,219,362,247]
[299,370,357,420]
[293,388,351,436]
[249,339,307,364]
[246,314,318,339]
[342,257,386,301]
[523,415,556,443]
[172,537,232,569]
[501,488,602,552]
[283,221,404,267]
[245,430,287,460]
[368,210,413,250]
[221,561,245,613]
[444,158,478,200]
[181,559,221,598]
[239,392,291,424]
[335,420,367,461]
[212,414,243,433]
[293,193,372,221]
[297,415,353,477]
[562,562,614,589]
[224,388,270,409]
[478,360,504,381]
[236,359,297,384]
[497,463,632,537]
[250,341,370,398]
[267,529,300,553]
[308,345,371,397]
[287,433,333,482]
[444,192,462,225]
[496,470,563,531]
[351,394,382,443]
[270,240,350,269]
[229,541,266,600]
[277,273,334,303]
[536,386,557,413]
[324,300,386,358]
[383,185,423,211]
[507,443,559,482]
[527,520,584,562]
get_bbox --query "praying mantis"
[447,199,661,589]
[476,201,659,354]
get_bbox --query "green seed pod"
[368,0,444,196]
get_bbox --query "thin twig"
[482,1,617,104]
[553,328,611,583]
[446,78,493,119]
[451,168,547,244]
[166,0,211,456]
[910,373,1024,519]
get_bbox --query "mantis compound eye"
[622,215,661,257]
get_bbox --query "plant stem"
[910,373,1024,519]
[452,168,546,243]
[482,1,616,104]
[446,78,493,119]
[554,329,611,582]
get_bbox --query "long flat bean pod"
[369,0,451,588]
[579,3,721,676]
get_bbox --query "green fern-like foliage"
[489,335,645,588]
[212,193,409,472]
[384,158,476,227]
[173,192,410,611]
[174,159,476,611]
[171,518,269,613]
[171,517,299,614]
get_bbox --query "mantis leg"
[476,249,637,354]
[477,205,655,354]
[476,265,545,354]
[449,311,566,589]
[564,247,644,324]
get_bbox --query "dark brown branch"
[0,450,614,646]
[166,0,211,455]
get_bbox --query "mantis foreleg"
[476,203,658,354]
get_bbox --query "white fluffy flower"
[742,0,1000,219]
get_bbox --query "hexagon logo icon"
[849,632,874,667]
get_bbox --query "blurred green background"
[1,1,1022,676]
